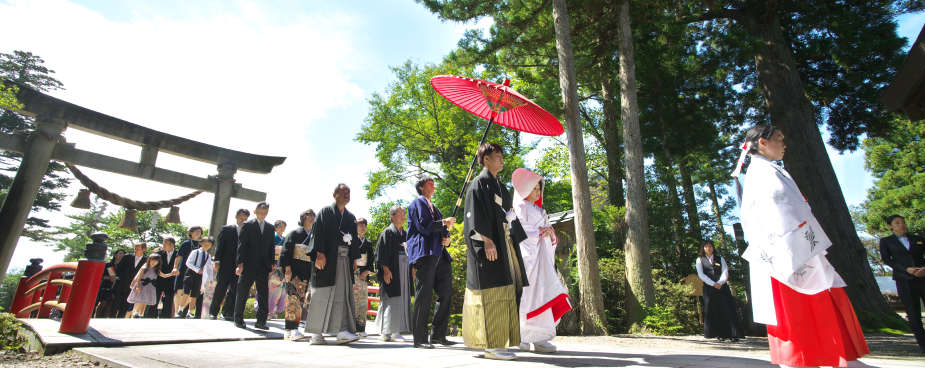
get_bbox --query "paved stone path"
[19,317,923,367]
[72,335,923,368]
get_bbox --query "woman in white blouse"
[695,241,740,342]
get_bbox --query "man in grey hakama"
[374,206,413,341]
[304,184,361,345]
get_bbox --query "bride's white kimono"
[512,168,571,344]
[740,154,845,325]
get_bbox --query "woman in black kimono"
[281,209,315,340]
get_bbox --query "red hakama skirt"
[767,278,869,367]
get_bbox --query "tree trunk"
[656,156,686,274]
[600,63,625,208]
[742,12,895,324]
[678,161,702,241]
[616,0,655,330]
[707,178,729,255]
[656,112,688,275]
[551,0,607,335]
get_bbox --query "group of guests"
[84,124,925,366]
[90,142,572,361]
[95,228,215,319]
[254,141,570,361]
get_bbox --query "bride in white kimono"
[511,168,572,354]
[735,124,869,368]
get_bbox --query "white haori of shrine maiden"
[739,154,845,326]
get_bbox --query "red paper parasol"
[429,75,563,217]
[430,75,564,137]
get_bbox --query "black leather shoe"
[431,338,457,346]
[254,323,269,330]
[414,343,434,349]
[223,316,235,322]
[234,322,246,329]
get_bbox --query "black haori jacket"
[375,224,410,298]
[463,168,528,292]
[308,203,360,288]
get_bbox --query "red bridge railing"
[367,285,379,317]
[10,259,106,334]
[10,263,78,318]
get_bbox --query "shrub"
[643,269,701,335]
[598,255,627,333]
[642,304,686,335]
[0,307,26,353]
[448,313,462,336]
[243,298,256,320]
[0,269,23,311]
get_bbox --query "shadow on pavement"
[512,349,773,368]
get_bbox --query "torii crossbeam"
[0,80,286,280]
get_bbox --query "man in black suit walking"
[879,214,925,353]
[233,202,275,330]
[210,208,250,321]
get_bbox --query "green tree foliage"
[356,60,528,213]
[365,199,408,245]
[0,50,71,242]
[861,117,925,237]
[0,82,21,111]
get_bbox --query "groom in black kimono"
[462,142,528,360]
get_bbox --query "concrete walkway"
[72,336,922,368]
[19,318,284,354]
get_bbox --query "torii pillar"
[209,162,237,236]
[0,118,66,282]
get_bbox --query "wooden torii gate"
[0,81,286,280]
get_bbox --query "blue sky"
[0,0,922,269]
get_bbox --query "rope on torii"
[66,163,202,210]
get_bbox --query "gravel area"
[0,350,114,368]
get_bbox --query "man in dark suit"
[210,208,250,321]
[152,237,180,318]
[406,176,456,348]
[879,214,925,352]
[233,203,275,330]
[114,243,147,318]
